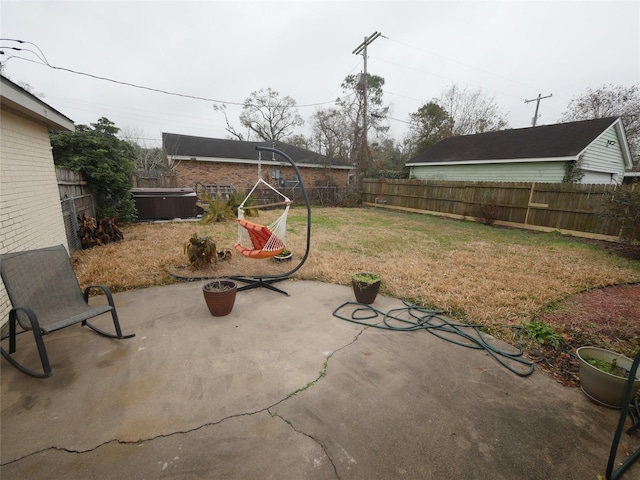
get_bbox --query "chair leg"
[9,312,16,353]
[0,308,51,378]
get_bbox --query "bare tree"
[561,84,639,163]
[310,107,351,162]
[439,84,508,136]
[120,126,163,171]
[239,88,304,141]
[212,104,248,140]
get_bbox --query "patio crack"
[271,412,341,479]
[263,329,366,480]
[2,329,365,475]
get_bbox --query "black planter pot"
[352,277,381,304]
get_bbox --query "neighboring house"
[162,133,355,191]
[0,75,75,323]
[407,117,633,184]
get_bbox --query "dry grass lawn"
[73,207,640,334]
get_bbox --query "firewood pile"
[78,215,124,249]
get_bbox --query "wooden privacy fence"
[132,170,177,188]
[363,179,626,240]
[56,169,96,252]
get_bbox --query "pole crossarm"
[352,31,382,55]
[524,93,553,127]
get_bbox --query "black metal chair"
[606,350,640,479]
[0,245,135,377]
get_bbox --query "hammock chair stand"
[230,146,311,296]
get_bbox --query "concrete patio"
[1,280,637,479]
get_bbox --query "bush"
[50,117,137,222]
[198,191,235,223]
[471,201,499,226]
[226,191,257,218]
[523,321,563,349]
[600,185,640,244]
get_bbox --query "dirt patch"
[530,283,640,387]
[575,237,640,262]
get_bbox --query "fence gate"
[61,194,96,252]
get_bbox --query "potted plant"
[273,249,293,262]
[352,272,381,304]
[184,233,217,270]
[202,279,237,316]
[576,346,640,408]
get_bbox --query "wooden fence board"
[363,179,624,240]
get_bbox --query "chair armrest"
[83,285,116,308]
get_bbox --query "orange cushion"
[236,218,285,258]
[237,218,273,249]
[234,243,285,259]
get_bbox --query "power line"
[0,39,341,109]
[383,35,550,94]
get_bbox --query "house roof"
[162,133,353,169]
[407,117,624,165]
[1,75,74,131]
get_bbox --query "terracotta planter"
[577,346,640,408]
[203,280,237,316]
[352,273,381,304]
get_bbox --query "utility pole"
[524,93,552,127]
[352,31,382,173]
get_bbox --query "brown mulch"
[527,236,640,387]
[529,283,640,387]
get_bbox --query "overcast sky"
[2,1,639,149]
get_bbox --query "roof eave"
[168,155,354,169]
[614,118,634,169]
[1,76,74,131]
[406,156,576,167]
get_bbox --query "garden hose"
[333,300,535,377]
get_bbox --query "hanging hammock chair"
[230,145,312,296]
[234,163,291,259]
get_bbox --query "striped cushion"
[235,218,285,258]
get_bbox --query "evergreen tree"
[50,117,137,221]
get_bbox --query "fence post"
[524,182,549,226]
[524,183,535,226]
[375,179,387,207]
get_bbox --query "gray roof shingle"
[408,117,619,164]
[162,133,352,168]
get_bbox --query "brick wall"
[174,160,351,191]
[0,110,69,323]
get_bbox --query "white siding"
[581,171,616,184]
[580,125,627,183]
[0,110,68,324]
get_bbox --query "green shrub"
[198,192,235,223]
[523,321,563,349]
[50,117,137,222]
[584,356,630,378]
[226,191,257,218]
